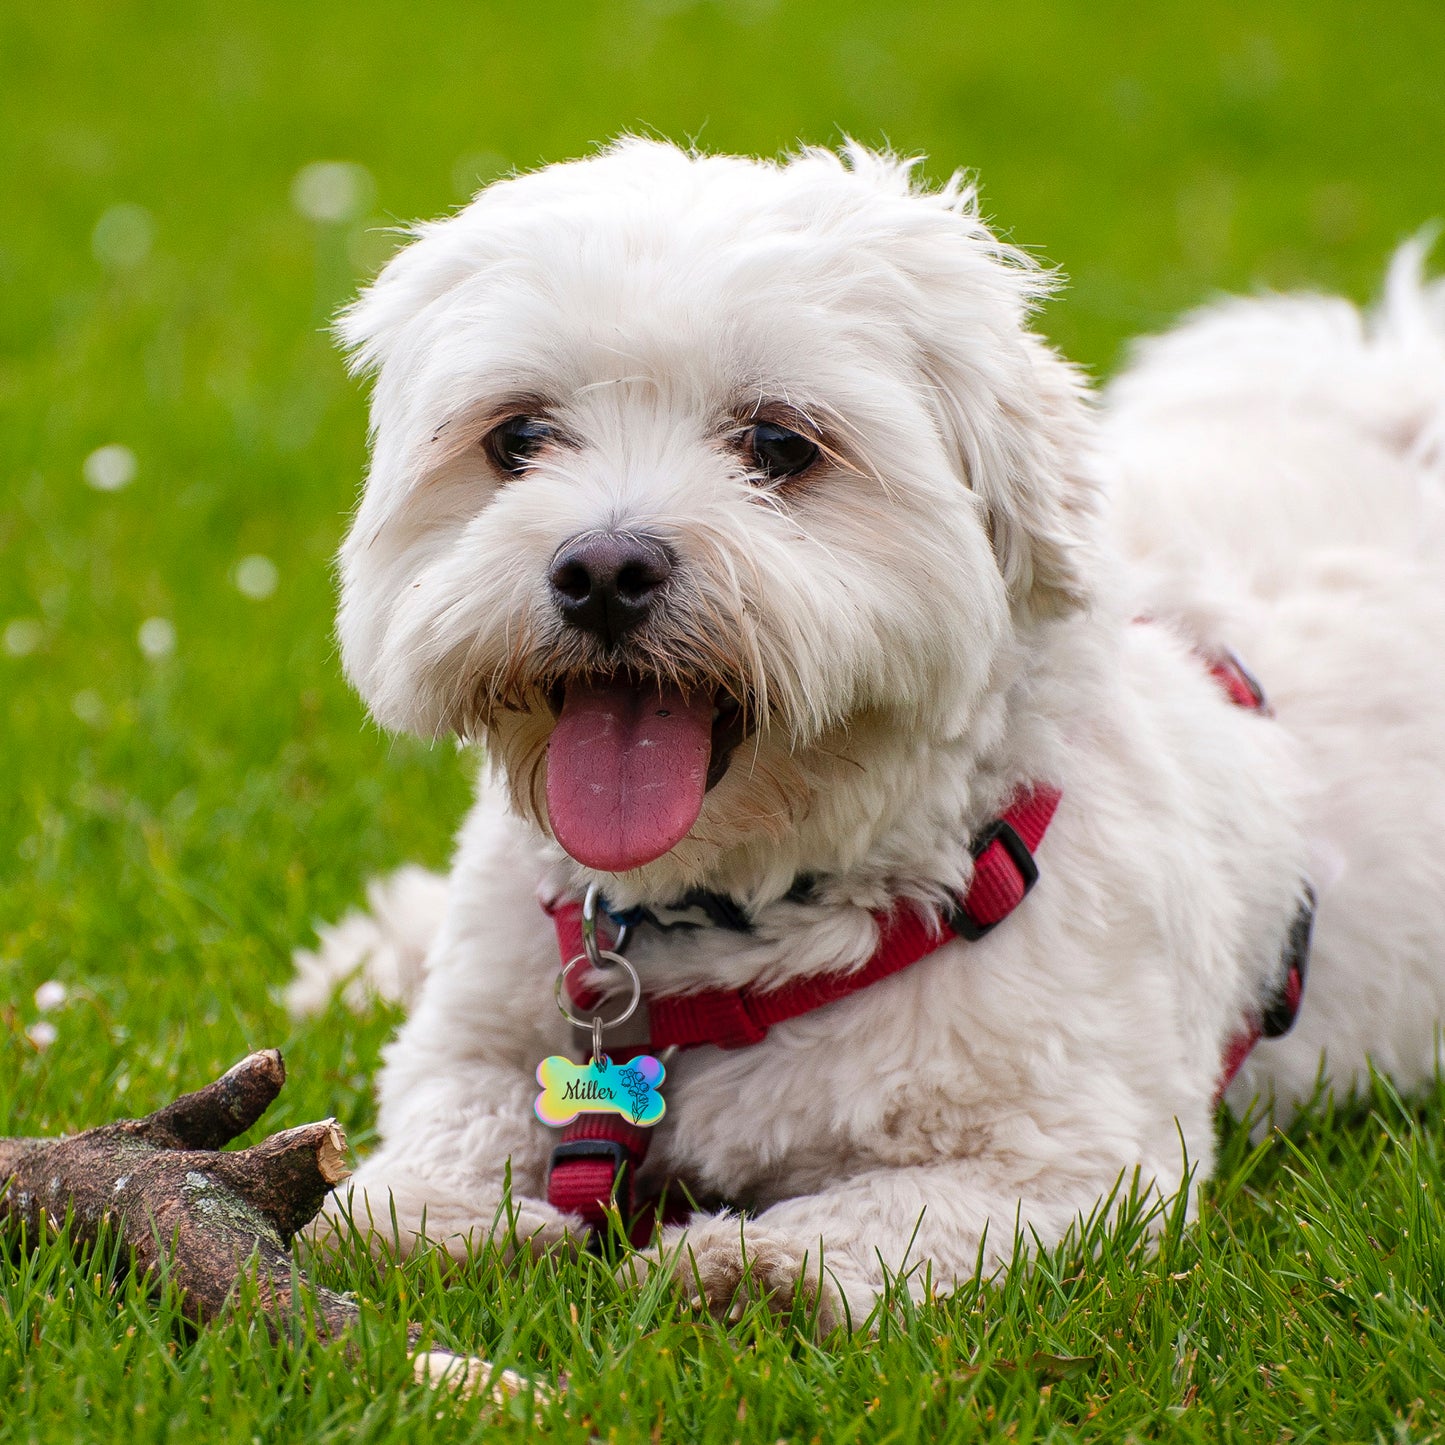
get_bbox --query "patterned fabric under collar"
[596,874,818,937]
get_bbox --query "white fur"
[297,140,1445,1326]
[286,864,446,1016]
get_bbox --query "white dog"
[292,140,1445,1330]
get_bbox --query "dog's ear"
[924,330,1099,620]
[334,217,478,379]
[837,147,1099,619]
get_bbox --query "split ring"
[580,882,632,968]
[554,950,643,1032]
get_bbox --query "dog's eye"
[485,416,556,473]
[746,422,820,482]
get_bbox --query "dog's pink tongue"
[546,679,714,873]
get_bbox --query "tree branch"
[0,1050,550,1409]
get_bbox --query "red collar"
[543,784,1060,1236]
[546,784,1060,1053]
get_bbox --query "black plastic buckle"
[946,819,1040,941]
[548,1137,629,1178]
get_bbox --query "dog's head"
[337,140,1096,891]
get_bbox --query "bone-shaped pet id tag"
[534,1054,667,1127]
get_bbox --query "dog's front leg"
[314,908,581,1264]
[320,1055,579,1262]
[652,1152,1183,1333]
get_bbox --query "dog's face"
[337,141,1094,891]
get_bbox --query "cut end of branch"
[209,1118,354,1241]
[411,1351,553,1410]
[318,1122,350,1187]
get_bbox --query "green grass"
[3,1,1445,1439]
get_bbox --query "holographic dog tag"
[534,1054,667,1128]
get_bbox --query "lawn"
[4,1,1445,1439]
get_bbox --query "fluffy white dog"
[293,140,1445,1330]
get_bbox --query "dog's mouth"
[544,673,748,873]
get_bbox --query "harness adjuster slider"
[946,818,1040,942]
[548,1136,630,1177]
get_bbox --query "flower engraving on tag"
[534,1055,666,1127]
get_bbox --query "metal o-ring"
[554,950,642,1031]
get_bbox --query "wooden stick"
[0,1050,550,1408]
[0,1050,359,1338]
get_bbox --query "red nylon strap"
[547,1112,652,1229]
[1205,650,1271,716]
[547,1155,619,1228]
[545,785,1061,1051]
[1204,644,1281,1102]
[1205,648,1284,1103]
[1214,1023,1262,1106]
[957,786,1059,930]
[1133,616,1270,718]
[545,632,1281,1236]
[1215,959,1304,1104]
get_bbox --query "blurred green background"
[2,0,1443,1133]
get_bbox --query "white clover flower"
[34,980,67,1012]
[27,1021,58,1050]
[92,204,154,270]
[72,690,106,726]
[233,554,279,600]
[291,162,374,224]
[84,443,137,492]
[138,617,176,659]
[3,619,43,657]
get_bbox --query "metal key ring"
[580,881,631,967]
[554,950,643,1031]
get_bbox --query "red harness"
[543,646,1303,1234]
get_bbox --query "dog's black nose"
[548,531,674,646]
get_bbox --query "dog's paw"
[310,1180,578,1265]
[628,1216,871,1334]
